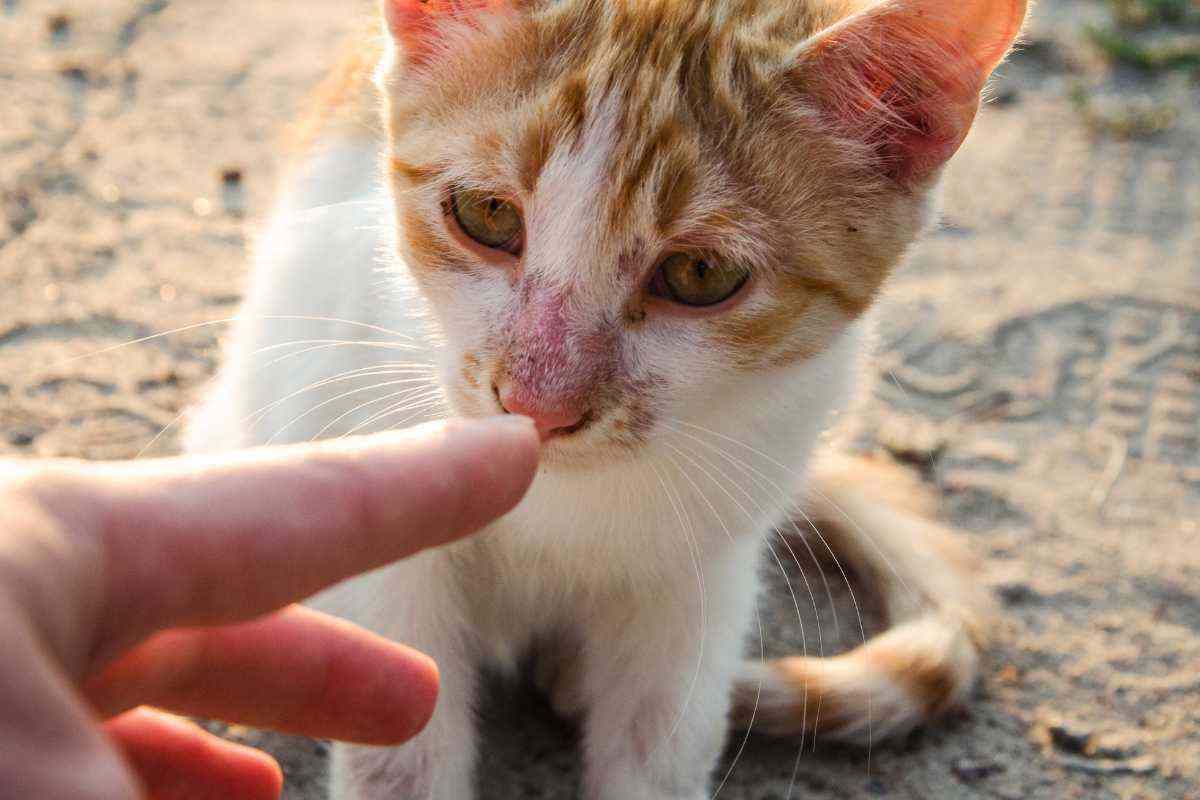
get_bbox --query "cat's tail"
[730,453,996,744]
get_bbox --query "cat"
[186,0,1027,797]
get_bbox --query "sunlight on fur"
[181,1,1030,797]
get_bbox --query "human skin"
[0,416,539,800]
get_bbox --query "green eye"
[656,252,750,307]
[450,189,523,252]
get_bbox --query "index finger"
[36,417,538,670]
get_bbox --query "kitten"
[187,0,1027,797]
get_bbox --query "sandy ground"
[2,1,1198,798]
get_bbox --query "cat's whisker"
[665,420,883,634]
[656,448,761,798]
[284,197,391,219]
[662,436,817,760]
[664,422,885,760]
[664,436,819,650]
[134,409,194,460]
[264,379,438,445]
[336,399,447,441]
[334,398,445,442]
[662,435,825,795]
[246,338,427,361]
[336,390,447,439]
[351,393,446,433]
[805,485,917,605]
[133,361,431,459]
[664,438,825,794]
[659,418,875,757]
[249,339,434,372]
[660,420,837,647]
[245,365,436,429]
[668,419,915,611]
[645,457,709,766]
[52,314,421,369]
[308,382,441,442]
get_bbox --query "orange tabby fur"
[279,0,1026,774]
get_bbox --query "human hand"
[0,417,539,800]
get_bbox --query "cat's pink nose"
[495,384,588,441]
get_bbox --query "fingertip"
[443,415,541,534]
[107,708,284,800]
[223,744,284,800]
[255,751,285,800]
[383,415,539,548]
[398,648,441,742]
[470,414,542,506]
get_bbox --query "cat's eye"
[652,253,750,308]
[449,189,523,253]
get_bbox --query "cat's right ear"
[790,0,1027,186]
[383,0,511,64]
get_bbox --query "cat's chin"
[535,432,646,471]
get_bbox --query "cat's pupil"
[695,261,709,281]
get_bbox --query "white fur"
[189,122,871,799]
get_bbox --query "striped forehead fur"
[383,0,933,364]
[387,1,887,245]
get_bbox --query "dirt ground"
[2,1,1198,798]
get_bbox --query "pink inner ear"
[799,0,1027,185]
[384,0,509,64]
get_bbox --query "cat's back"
[186,26,436,454]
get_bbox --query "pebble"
[46,12,70,37]
[952,757,1006,783]
[1047,717,1095,755]
[1054,754,1157,776]
[996,580,1040,606]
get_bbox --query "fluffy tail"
[731,453,996,744]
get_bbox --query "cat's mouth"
[548,409,595,439]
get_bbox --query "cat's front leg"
[329,656,478,800]
[580,619,742,800]
[319,559,481,800]
[579,555,759,800]
[330,689,477,800]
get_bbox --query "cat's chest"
[459,460,785,599]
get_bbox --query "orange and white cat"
[187,1,1027,797]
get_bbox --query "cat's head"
[379,0,1025,463]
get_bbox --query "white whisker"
[644,456,708,764]
[246,366,435,429]
[661,418,877,756]
[657,447,762,799]
[264,380,437,445]
[52,313,420,369]
[337,391,446,439]
[250,339,433,372]
[662,436,816,760]
[670,419,914,609]
[661,421,836,645]
[308,383,441,441]
[134,360,431,459]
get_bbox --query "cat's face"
[380,0,1023,463]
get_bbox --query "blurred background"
[1,1,1197,798]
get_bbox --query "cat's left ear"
[383,0,512,64]
[791,0,1027,186]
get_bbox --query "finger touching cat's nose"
[495,383,588,441]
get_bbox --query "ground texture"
[2,1,1198,798]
